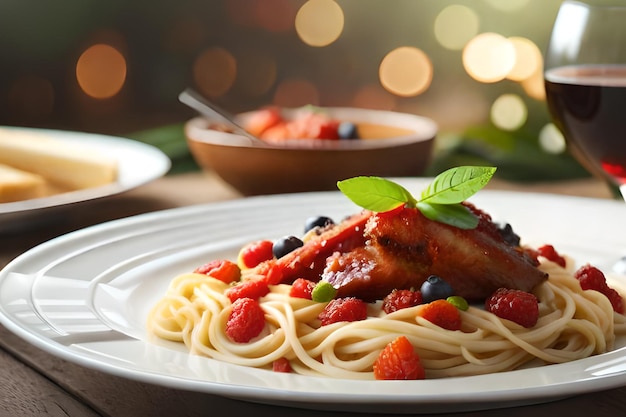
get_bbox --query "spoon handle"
[178,89,266,147]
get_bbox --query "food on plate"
[0,128,118,201]
[148,166,626,380]
[242,106,415,144]
[0,163,46,203]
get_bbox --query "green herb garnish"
[336,166,496,229]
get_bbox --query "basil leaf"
[337,176,417,212]
[416,202,479,229]
[420,166,496,205]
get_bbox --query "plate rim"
[0,125,171,215]
[1,186,626,413]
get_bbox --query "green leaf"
[416,202,479,229]
[420,166,496,205]
[337,176,417,212]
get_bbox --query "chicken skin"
[254,203,547,302]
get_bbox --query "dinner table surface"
[1,170,625,417]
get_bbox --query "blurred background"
[0,0,593,180]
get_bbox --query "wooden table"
[1,171,625,417]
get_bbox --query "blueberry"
[420,275,454,303]
[273,236,304,258]
[304,216,335,233]
[497,223,521,246]
[338,122,359,139]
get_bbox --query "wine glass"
[545,0,626,197]
[544,0,626,272]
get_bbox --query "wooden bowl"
[185,107,437,196]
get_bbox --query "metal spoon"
[178,88,267,147]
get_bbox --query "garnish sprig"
[337,166,496,229]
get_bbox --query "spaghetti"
[147,257,626,380]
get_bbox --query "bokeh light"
[434,5,480,51]
[463,33,516,83]
[521,65,546,101]
[7,75,54,120]
[379,46,433,97]
[193,47,237,98]
[273,78,320,107]
[539,123,567,154]
[507,37,542,82]
[76,43,126,99]
[490,94,527,131]
[295,0,344,47]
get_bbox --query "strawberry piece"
[226,298,265,343]
[382,289,423,314]
[225,279,270,302]
[485,288,539,328]
[289,278,316,299]
[373,335,425,380]
[238,240,274,269]
[318,297,368,326]
[536,244,566,267]
[575,264,624,313]
[260,122,290,141]
[272,357,292,373]
[417,299,462,331]
[194,259,240,284]
[245,107,282,137]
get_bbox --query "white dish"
[1,180,626,414]
[0,126,170,228]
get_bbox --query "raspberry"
[417,299,462,331]
[485,288,539,328]
[225,279,270,302]
[605,288,625,314]
[382,289,423,314]
[289,278,315,299]
[194,259,240,284]
[575,264,609,292]
[373,336,425,380]
[272,357,292,373]
[536,244,566,268]
[226,298,265,343]
[318,297,368,326]
[575,264,624,313]
[237,240,274,269]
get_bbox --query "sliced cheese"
[0,128,118,190]
[0,163,46,203]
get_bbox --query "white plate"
[1,180,626,414]
[0,126,170,228]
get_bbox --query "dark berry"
[226,298,265,343]
[337,121,359,139]
[382,289,423,314]
[497,223,520,246]
[318,297,368,326]
[304,216,335,233]
[485,288,539,328]
[272,236,303,258]
[420,275,454,303]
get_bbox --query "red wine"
[545,65,626,184]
